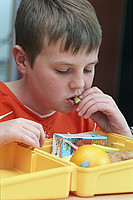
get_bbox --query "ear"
[12,45,29,75]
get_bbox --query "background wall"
[118,0,133,126]
[89,0,133,126]
[0,0,14,81]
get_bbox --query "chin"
[56,106,75,113]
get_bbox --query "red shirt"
[0,81,100,138]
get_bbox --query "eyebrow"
[53,59,99,66]
[53,61,74,66]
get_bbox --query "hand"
[76,87,132,137]
[0,118,45,148]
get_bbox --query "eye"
[84,68,92,73]
[56,69,69,74]
[84,65,95,74]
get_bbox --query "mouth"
[67,95,81,106]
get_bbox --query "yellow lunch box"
[1,131,133,199]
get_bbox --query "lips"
[67,97,75,106]
[67,95,81,106]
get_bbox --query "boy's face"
[25,38,99,114]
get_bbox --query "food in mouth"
[67,96,81,106]
[73,97,81,104]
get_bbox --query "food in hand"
[70,144,111,168]
[108,151,133,163]
[92,144,119,153]
[73,97,81,104]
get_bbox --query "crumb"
[108,151,133,163]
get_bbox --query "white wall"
[0,0,20,81]
[0,0,13,61]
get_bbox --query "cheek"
[90,69,95,83]
[91,74,95,84]
[85,74,94,88]
[43,77,64,97]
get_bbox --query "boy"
[0,0,132,148]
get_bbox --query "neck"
[6,79,55,115]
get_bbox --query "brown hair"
[15,0,102,67]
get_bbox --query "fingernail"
[41,142,44,147]
[78,112,82,117]
[84,115,88,119]
[37,142,40,148]
[76,107,79,111]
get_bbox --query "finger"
[83,101,114,119]
[81,87,104,98]
[22,123,41,140]
[16,131,40,148]
[15,118,44,147]
[23,128,40,145]
[39,127,45,147]
[77,93,109,114]
[19,118,45,146]
[77,94,115,118]
[24,122,45,147]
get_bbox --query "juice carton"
[52,133,107,158]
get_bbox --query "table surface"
[59,192,133,200]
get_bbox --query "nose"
[69,74,85,90]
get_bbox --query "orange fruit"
[70,145,111,168]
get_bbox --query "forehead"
[41,36,99,56]
[37,37,99,67]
